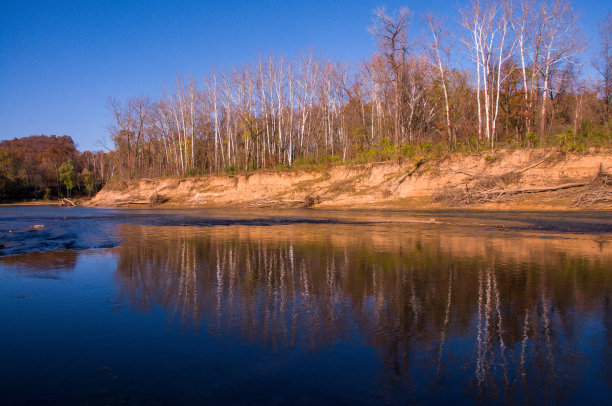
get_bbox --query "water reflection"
[0,249,78,278]
[114,223,612,403]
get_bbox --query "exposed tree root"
[436,154,560,205]
[437,162,612,207]
[149,193,169,206]
[436,181,588,205]
[572,165,612,207]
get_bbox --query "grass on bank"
[253,122,612,173]
[105,122,612,187]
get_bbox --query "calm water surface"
[1,206,611,405]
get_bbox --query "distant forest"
[0,136,108,200]
[2,1,612,200]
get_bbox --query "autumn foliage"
[0,135,106,200]
[104,3,611,179]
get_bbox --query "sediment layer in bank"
[88,148,612,210]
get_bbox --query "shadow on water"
[112,223,612,405]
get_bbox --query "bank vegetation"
[2,1,612,205]
[105,1,612,181]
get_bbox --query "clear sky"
[1,0,610,151]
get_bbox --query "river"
[1,206,611,405]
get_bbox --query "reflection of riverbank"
[113,223,612,403]
[0,201,63,206]
[118,221,612,266]
[0,249,78,278]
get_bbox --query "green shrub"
[184,168,208,177]
[223,165,237,175]
[521,132,539,148]
[58,160,76,197]
[400,143,417,157]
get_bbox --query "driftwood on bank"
[387,158,429,194]
[436,154,561,205]
[247,198,306,208]
[116,200,149,206]
[447,152,554,188]
[574,190,612,206]
[439,182,588,205]
[437,181,587,205]
[437,161,612,206]
[59,198,77,207]
[572,165,612,207]
[514,153,552,174]
[149,193,169,206]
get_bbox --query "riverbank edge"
[0,200,63,207]
[84,148,612,211]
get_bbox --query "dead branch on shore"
[514,153,553,174]
[435,181,588,205]
[303,195,321,208]
[574,190,612,207]
[59,198,77,207]
[435,153,564,205]
[572,165,612,207]
[387,158,429,194]
[437,162,611,207]
[448,152,552,184]
[116,200,150,206]
[149,193,169,206]
[247,198,306,208]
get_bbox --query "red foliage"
[0,135,80,199]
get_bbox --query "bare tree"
[538,0,585,136]
[370,6,412,144]
[510,0,536,133]
[101,2,607,181]
[491,2,516,145]
[424,12,454,144]
[594,13,612,117]
[460,1,487,141]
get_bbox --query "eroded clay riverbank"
[88,148,612,210]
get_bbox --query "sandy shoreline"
[0,201,62,207]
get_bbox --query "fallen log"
[514,153,552,174]
[436,181,589,205]
[388,158,429,194]
[448,152,553,180]
[247,199,305,208]
[59,198,77,207]
[492,182,588,195]
[572,164,612,207]
[116,200,150,206]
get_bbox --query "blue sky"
[1,0,609,151]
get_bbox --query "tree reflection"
[114,223,612,403]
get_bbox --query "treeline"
[6,2,610,199]
[107,1,612,179]
[0,135,111,200]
